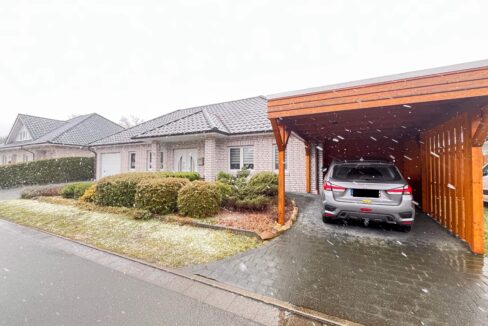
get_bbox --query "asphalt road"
[0,225,258,326]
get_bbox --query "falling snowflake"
[412,200,419,206]
[430,151,440,158]
[391,139,399,143]
[401,252,408,258]
[239,262,248,272]
[403,104,412,108]
[403,155,412,160]
[421,288,429,294]
[370,136,377,141]
[332,138,339,143]
[447,184,456,190]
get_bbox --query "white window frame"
[273,144,287,171]
[229,146,254,171]
[22,154,29,162]
[146,151,153,171]
[1,155,6,165]
[129,152,136,170]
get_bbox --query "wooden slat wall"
[420,112,484,253]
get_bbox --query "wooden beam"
[269,69,488,107]
[268,88,488,119]
[305,141,311,193]
[469,146,485,254]
[270,118,291,225]
[472,106,488,146]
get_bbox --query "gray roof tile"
[0,113,124,149]
[92,96,270,145]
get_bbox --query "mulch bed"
[215,199,296,239]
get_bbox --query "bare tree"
[119,115,144,128]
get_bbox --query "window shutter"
[230,148,241,169]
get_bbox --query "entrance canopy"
[268,60,488,254]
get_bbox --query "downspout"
[20,146,35,161]
[87,146,97,181]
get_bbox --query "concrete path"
[0,220,326,326]
[189,193,488,326]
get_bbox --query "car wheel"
[400,225,412,233]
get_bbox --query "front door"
[173,149,198,172]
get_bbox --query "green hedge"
[60,182,94,199]
[94,171,200,208]
[0,157,94,189]
[177,181,221,219]
[135,178,190,214]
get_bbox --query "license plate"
[361,199,372,204]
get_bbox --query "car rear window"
[332,164,402,182]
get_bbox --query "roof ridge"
[135,109,205,138]
[18,113,65,123]
[202,108,230,133]
[201,109,217,130]
[182,95,265,111]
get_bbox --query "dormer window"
[15,126,31,142]
[19,130,28,141]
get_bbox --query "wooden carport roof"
[268,59,488,254]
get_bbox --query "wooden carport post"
[305,141,311,193]
[270,118,290,225]
[467,107,488,254]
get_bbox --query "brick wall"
[0,145,93,166]
[93,132,309,193]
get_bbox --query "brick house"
[90,96,322,192]
[0,113,124,165]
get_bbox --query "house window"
[159,152,164,170]
[1,155,6,165]
[146,151,153,170]
[11,154,17,164]
[273,145,287,170]
[129,152,136,170]
[22,154,29,162]
[229,147,254,170]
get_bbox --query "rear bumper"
[321,191,415,224]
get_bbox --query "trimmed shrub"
[0,157,94,189]
[245,172,278,196]
[232,195,271,211]
[93,171,200,208]
[135,178,190,214]
[20,184,65,199]
[215,181,235,206]
[215,170,278,211]
[60,182,94,199]
[79,184,97,203]
[177,181,221,218]
[132,209,153,220]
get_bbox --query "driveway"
[189,193,488,326]
[0,188,22,201]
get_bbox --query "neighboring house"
[90,96,322,192]
[0,114,124,165]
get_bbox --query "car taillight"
[323,181,346,192]
[387,184,412,195]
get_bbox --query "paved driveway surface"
[189,193,488,326]
[0,188,22,201]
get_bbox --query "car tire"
[400,225,412,233]
[323,215,333,224]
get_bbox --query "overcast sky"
[1,0,487,135]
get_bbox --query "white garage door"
[100,153,121,178]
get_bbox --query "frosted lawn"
[0,200,261,268]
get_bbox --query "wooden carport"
[268,60,488,254]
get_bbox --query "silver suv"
[321,160,415,232]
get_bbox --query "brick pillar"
[204,137,217,181]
